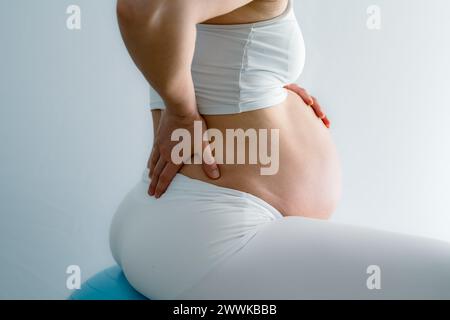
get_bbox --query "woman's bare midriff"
[151,91,342,219]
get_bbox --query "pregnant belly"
[158,90,342,219]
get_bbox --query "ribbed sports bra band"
[149,0,306,115]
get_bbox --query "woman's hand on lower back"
[284,84,331,128]
[148,109,220,198]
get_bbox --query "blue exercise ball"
[69,265,148,300]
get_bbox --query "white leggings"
[109,169,450,299]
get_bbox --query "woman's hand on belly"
[284,83,331,129]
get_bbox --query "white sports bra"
[149,0,305,115]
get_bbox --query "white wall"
[0,0,152,298]
[0,0,449,299]
[295,0,450,241]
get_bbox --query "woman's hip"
[108,168,283,298]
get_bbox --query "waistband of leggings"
[142,168,284,220]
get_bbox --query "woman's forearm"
[116,0,198,116]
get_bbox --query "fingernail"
[211,167,220,179]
